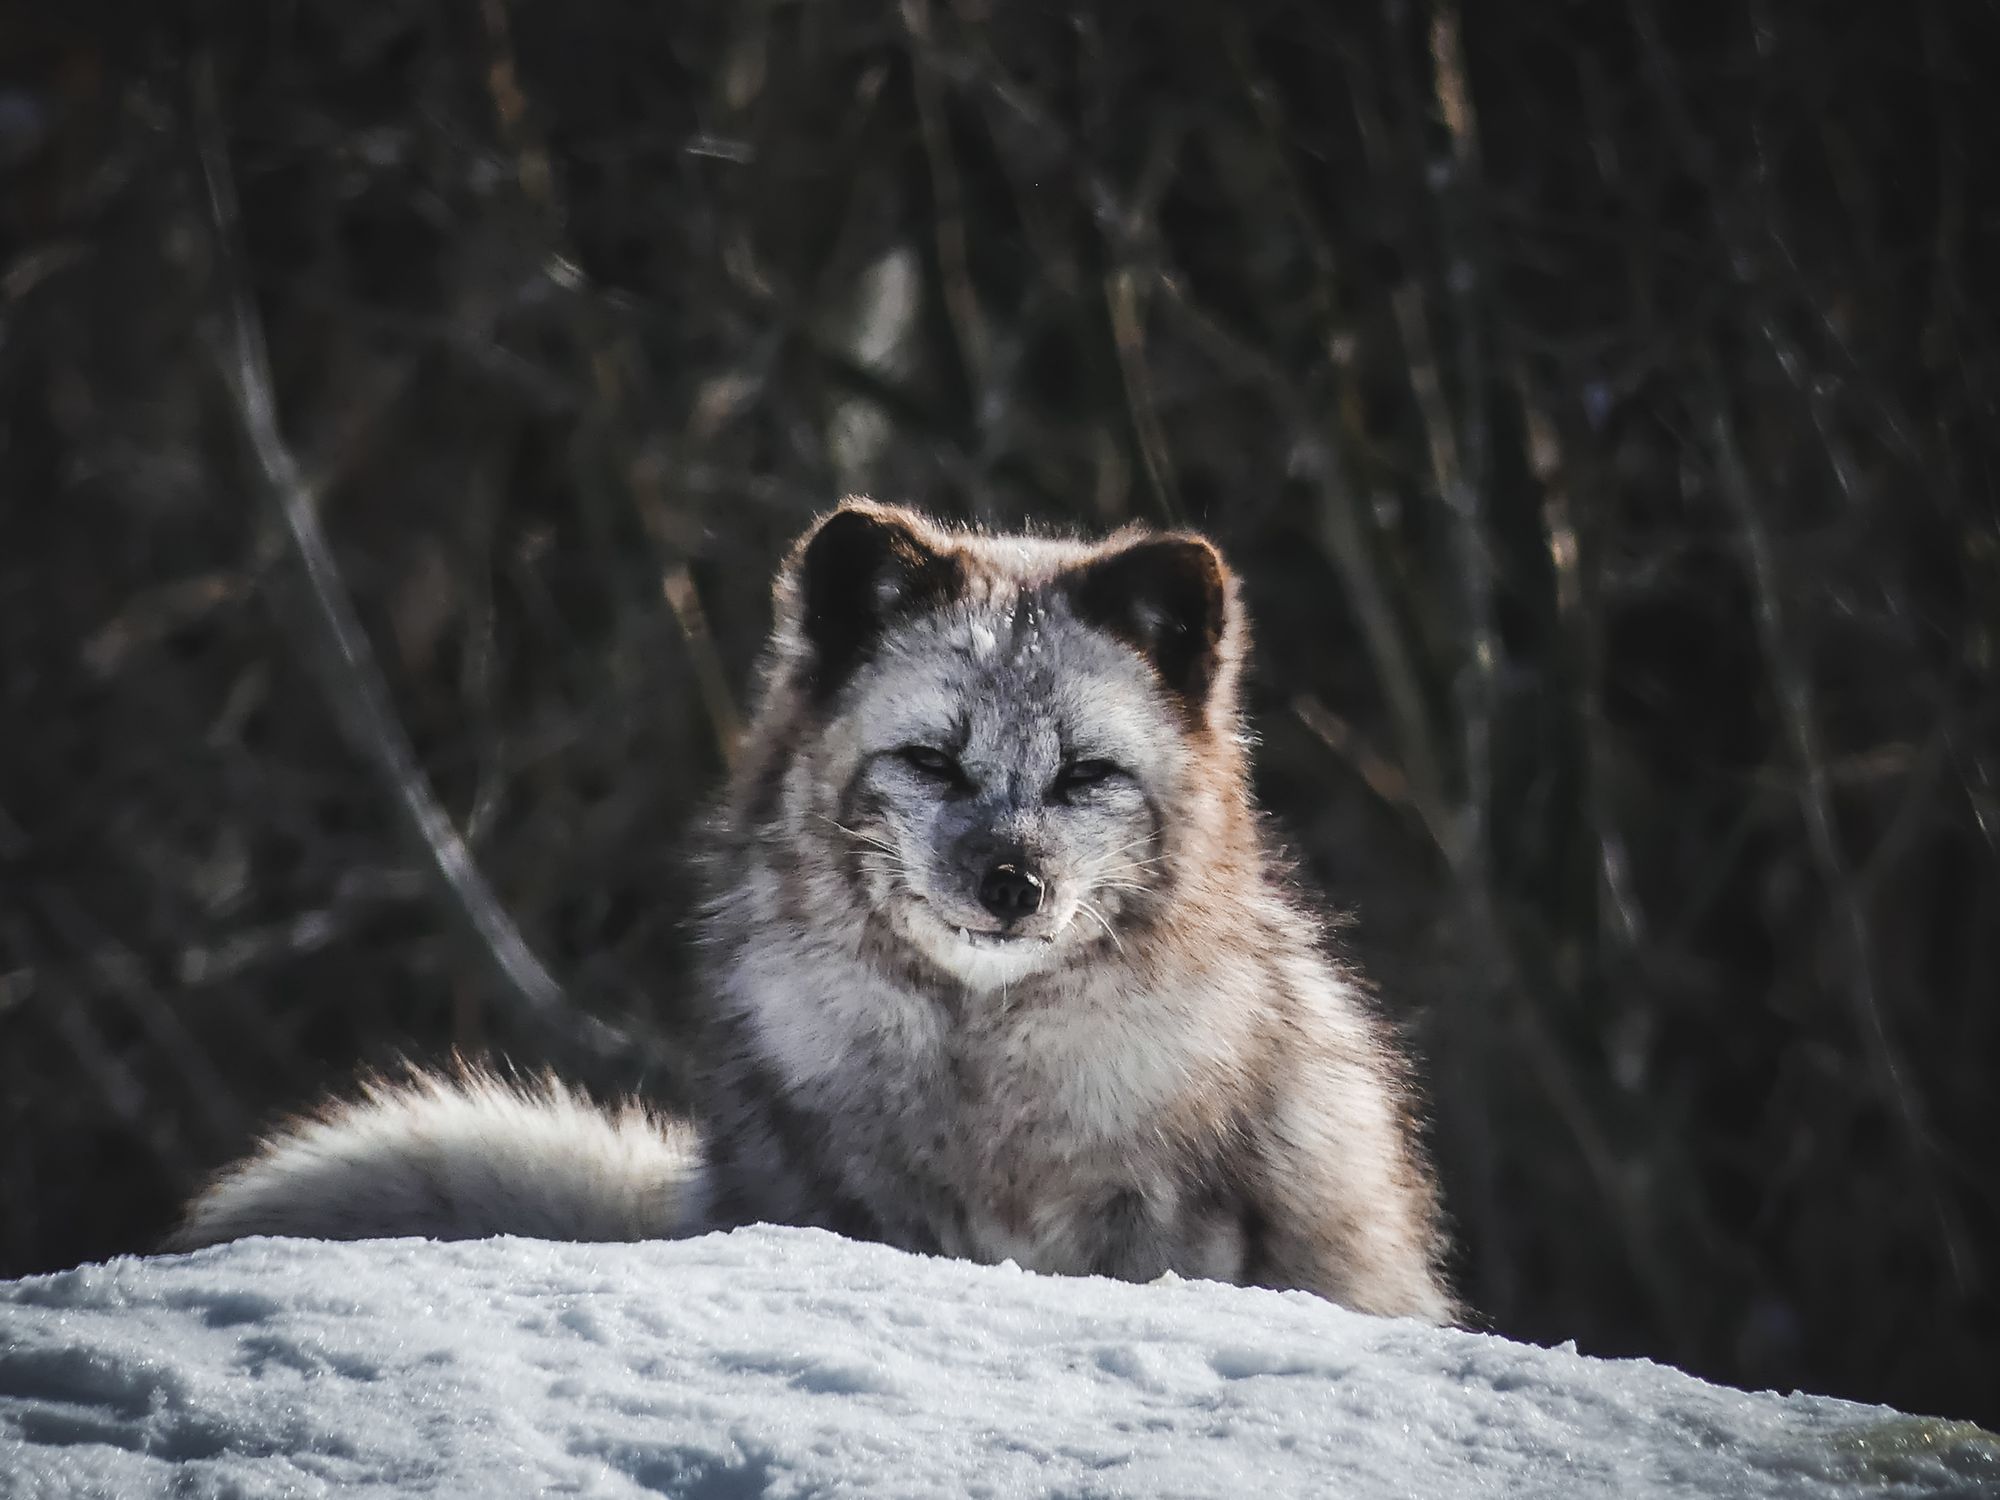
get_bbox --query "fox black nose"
[979,861,1045,923]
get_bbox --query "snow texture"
[1,1226,1993,1498]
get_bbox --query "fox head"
[741,500,1254,992]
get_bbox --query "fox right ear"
[1065,532,1241,719]
[783,500,962,698]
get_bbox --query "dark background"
[2,0,1995,1429]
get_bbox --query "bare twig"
[188,56,649,1076]
[1703,370,1971,1289]
[1391,280,1495,883]
[1150,274,1454,836]
[32,893,248,1146]
[6,913,195,1185]
[470,1,744,776]
[901,0,991,395]
[1292,692,1446,850]
[661,566,741,767]
[1104,267,1182,525]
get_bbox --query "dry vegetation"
[2,0,1994,1426]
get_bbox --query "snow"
[1,1227,1992,1499]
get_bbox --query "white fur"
[899,910,1073,991]
[168,1072,707,1250]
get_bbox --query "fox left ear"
[782,500,964,699]
[1066,533,1241,714]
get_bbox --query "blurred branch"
[187,56,653,1079]
[7,916,196,1184]
[1390,279,1492,875]
[901,0,991,395]
[1291,692,1446,849]
[660,566,741,766]
[1702,370,1972,1291]
[1151,274,1453,839]
[1208,34,1457,847]
[31,893,248,1147]
[471,0,743,770]
[1514,373,1646,952]
[1629,0,1914,488]
[1411,0,1499,885]
[1104,267,1181,524]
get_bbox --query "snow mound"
[1,1227,1992,1498]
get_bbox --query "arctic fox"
[171,502,1455,1323]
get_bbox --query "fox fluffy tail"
[166,1069,708,1251]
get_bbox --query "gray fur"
[172,502,1455,1323]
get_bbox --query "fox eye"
[898,745,963,782]
[1053,758,1122,798]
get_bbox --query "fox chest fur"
[701,925,1273,1284]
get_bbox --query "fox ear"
[785,500,963,698]
[1066,533,1240,713]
